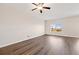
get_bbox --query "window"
[50,23,63,32]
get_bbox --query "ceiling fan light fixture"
[32,3,51,13]
[37,6,43,10]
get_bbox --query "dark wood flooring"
[0,34,79,55]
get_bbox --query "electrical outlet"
[27,35,30,37]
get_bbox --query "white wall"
[0,4,44,48]
[45,15,79,38]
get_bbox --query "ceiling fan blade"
[40,10,42,13]
[32,3,38,6]
[43,7,51,9]
[32,8,37,11]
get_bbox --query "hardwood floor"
[0,34,79,55]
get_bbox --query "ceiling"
[0,3,79,20]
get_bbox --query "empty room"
[0,3,79,55]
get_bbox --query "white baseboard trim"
[0,34,44,48]
[46,34,79,38]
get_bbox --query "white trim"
[0,34,44,48]
[46,34,79,38]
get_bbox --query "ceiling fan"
[32,3,51,13]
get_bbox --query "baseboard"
[0,34,45,48]
[46,34,79,38]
